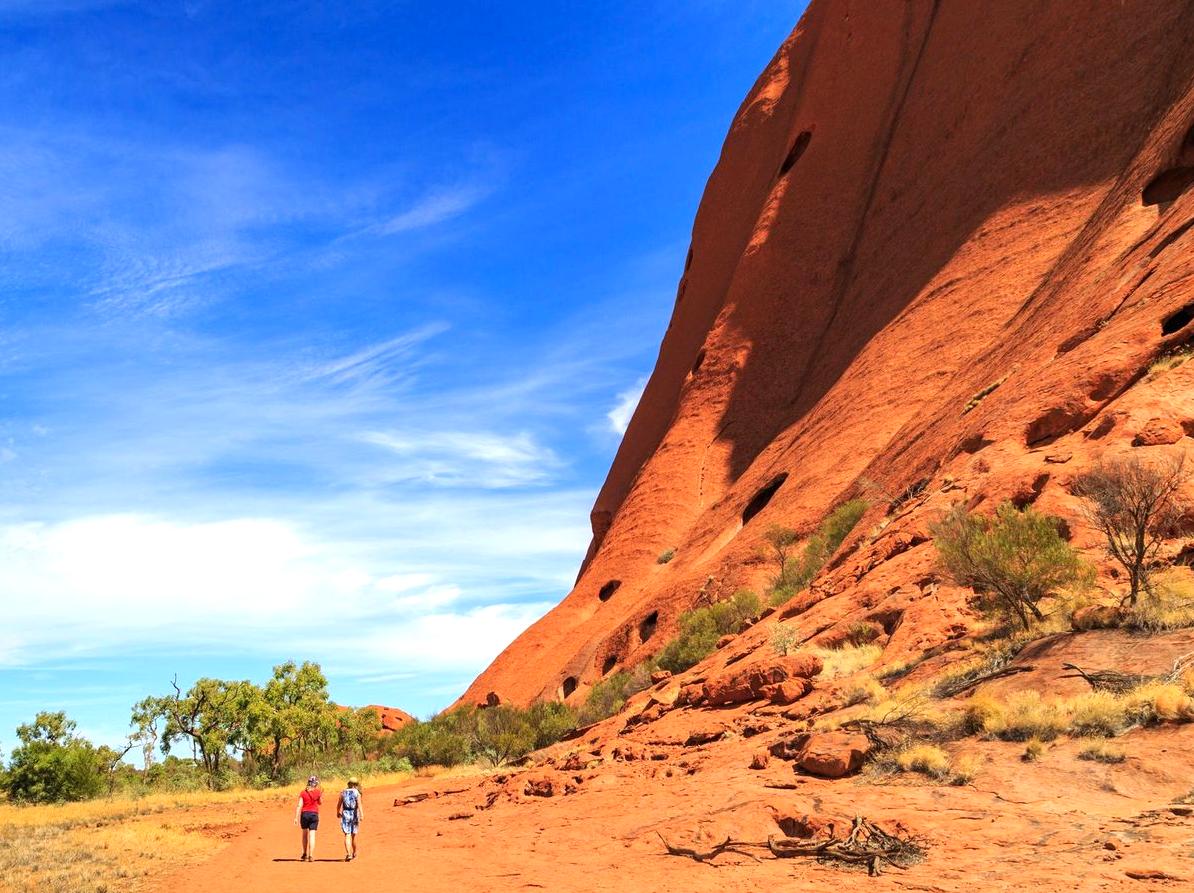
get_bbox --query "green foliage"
[656,548,676,565]
[768,499,868,605]
[2,712,107,803]
[931,501,1091,629]
[577,664,654,727]
[655,589,760,674]
[393,701,578,769]
[392,709,476,768]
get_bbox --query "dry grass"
[895,744,951,778]
[1147,344,1194,377]
[1078,741,1127,764]
[870,742,979,785]
[1124,575,1194,633]
[0,768,429,893]
[811,643,883,679]
[963,680,1194,743]
[1021,738,1047,762]
[841,675,887,707]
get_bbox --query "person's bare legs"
[301,827,308,860]
[343,831,353,859]
[308,829,316,861]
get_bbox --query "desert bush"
[1072,455,1188,605]
[577,664,653,727]
[1078,741,1126,763]
[767,499,868,605]
[392,709,475,767]
[655,590,759,673]
[770,624,801,656]
[871,741,975,784]
[932,502,1091,629]
[656,548,675,565]
[1123,572,1194,632]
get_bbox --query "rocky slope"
[462,0,1194,709]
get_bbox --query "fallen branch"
[1060,663,1151,694]
[658,816,926,875]
[655,833,760,864]
[935,664,1035,699]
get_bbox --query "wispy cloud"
[607,378,646,434]
[368,185,489,237]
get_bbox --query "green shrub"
[577,664,654,726]
[2,712,107,803]
[655,589,760,674]
[932,502,1091,629]
[657,548,675,564]
[768,499,867,605]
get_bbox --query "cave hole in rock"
[598,579,621,602]
[1162,302,1194,335]
[602,654,618,675]
[691,348,707,374]
[639,611,659,644]
[561,676,578,699]
[778,130,812,177]
[741,472,789,525]
[1142,167,1194,206]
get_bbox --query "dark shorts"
[300,811,319,830]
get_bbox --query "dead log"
[1060,663,1151,694]
[935,664,1035,698]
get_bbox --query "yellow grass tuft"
[811,643,883,679]
[896,743,952,778]
[841,675,887,707]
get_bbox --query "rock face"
[366,704,416,733]
[461,0,1194,708]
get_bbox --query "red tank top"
[300,788,322,813]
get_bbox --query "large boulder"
[794,731,871,778]
[702,653,822,706]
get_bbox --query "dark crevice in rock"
[1162,302,1194,335]
[742,473,788,525]
[639,611,659,644]
[778,130,812,177]
[598,580,621,602]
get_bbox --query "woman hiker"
[337,777,364,861]
[294,775,322,861]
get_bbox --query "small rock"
[1045,451,1072,464]
[447,811,472,821]
[1125,868,1184,881]
[1133,418,1185,446]
[716,634,736,649]
[749,750,770,770]
[1169,805,1194,817]
[650,669,672,684]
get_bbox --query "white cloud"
[606,378,646,434]
[0,512,568,673]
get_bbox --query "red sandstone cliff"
[462,0,1194,708]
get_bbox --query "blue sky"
[0,0,802,750]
